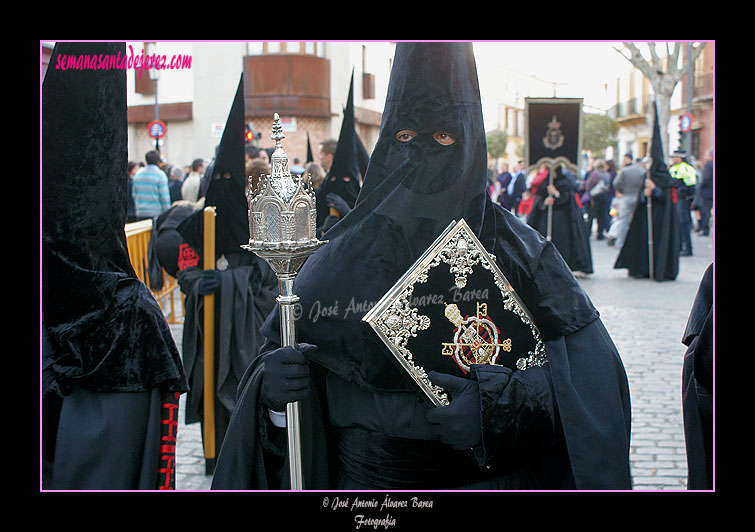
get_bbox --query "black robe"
[177,253,278,453]
[681,263,713,489]
[174,75,278,459]
[614,103,679,281]
[212,42,631,491]
[42,42,188,490]
[527,167,593,274]
[212,201,632,490]
[613,184,680,281]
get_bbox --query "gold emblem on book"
[363,219,547,407]
[441,302,512,373]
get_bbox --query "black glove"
[261,344,318,412]
[425,371,482,451]
[326,193,352,217]
[197,269,221,295]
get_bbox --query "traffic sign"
[679,113,692,133]
[148,119,167,139]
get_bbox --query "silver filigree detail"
[375,284,431,351]
[428,231,485,288]
[363,219,547,407]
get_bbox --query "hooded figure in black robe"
[681,263,713,489]
[42,42,188,490]
[212,42,631,491]
[315,71,365,233]
[527,165,593,274]
[614,103,679,281]
[175,75,278,469]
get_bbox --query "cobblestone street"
[170,228,714,491]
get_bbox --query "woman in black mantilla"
[212,42,632,491]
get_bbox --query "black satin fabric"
[336,427,528,490]
[42,41,187,395]
[212,344,335,490]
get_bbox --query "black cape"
[212,42,631,491]
[681,263,713,489]
[614,103,679,281]
[527,166,593,274]
[42,41,187,489]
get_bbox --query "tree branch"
[621,42,657,82]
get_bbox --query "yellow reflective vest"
[670,162,697,187]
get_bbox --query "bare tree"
[614,42,706,156]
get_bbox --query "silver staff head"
[243,113,326,275]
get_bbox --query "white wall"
[126,41,396,167]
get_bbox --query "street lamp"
[146,42,160,151]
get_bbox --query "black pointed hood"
[649,102,673,190]
[306,131,314,164]
[263,42,493,392]
[263,41,597,395]
[316,70,364,226]
[180,74,248,259]
[352,42,488,236]
[328,69,364,183]
[42,41,186,395]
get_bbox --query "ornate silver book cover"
[362,219,546,407]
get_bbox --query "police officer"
[670,150,697,256]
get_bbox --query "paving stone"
[167,230,713,490]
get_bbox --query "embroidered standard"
[362,219,546,407]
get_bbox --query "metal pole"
[278,275,304,489]
[244,114,327,490]
[646,176,654,281]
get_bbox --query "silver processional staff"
[242,113,327,490]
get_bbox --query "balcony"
[243,54,331,118]
[609,98,650,126]
[693,73,713,102]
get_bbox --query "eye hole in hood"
[394,129,456,146]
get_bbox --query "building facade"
[609,42,713,164]
[681,42,714,160]
[125,41,396,170]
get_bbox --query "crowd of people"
[126,141,345,233]
[43,41,713,494]
[487,147,713,264]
